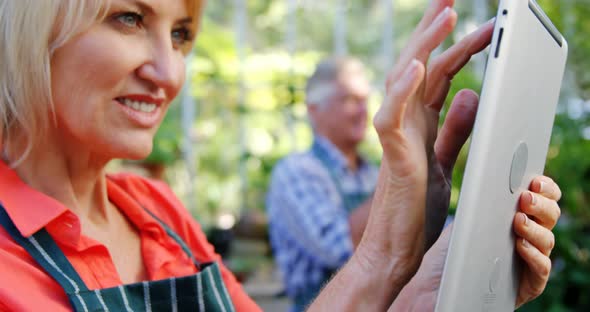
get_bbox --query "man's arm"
[267,158,354,268]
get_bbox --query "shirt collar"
[106,175,163,235]
[311,135,349,171]
[0,160,69,237]
[311,135,369,173]
[0,161,166,248]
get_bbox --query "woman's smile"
[115,94,165,128]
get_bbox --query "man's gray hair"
[305,56,365,107]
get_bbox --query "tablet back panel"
[435,1,567,311]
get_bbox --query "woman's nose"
[136,40,185,98]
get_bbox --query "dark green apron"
[0,204,236,312]
[292,144,373,311]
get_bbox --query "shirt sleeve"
[267,158,353,269]
[0,300,10,312]
[140,178,262,312]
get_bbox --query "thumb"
[388,224,453,312]
[416,223,453,289]
[434,89,479,177]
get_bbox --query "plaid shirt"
[266,136,379,307]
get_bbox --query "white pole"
[286,0,297,57]
[181,51,197,212]
[234,0,248,211]
[473,0,488,24]
[473,0,489,73]
[379,0,395,80]
[561,0,575,39]
[286,0,298,151]
[334,0,348,56]
[559,0,578,104]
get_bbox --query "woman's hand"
[355,1,458,285]
[514,176,561,308]
[353,0,494,294]
[388,177,562,311]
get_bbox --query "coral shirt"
[0,161,260,311]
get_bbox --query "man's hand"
[423,21,494,249]
[388,224,452,312]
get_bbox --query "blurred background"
[111,0,589,310]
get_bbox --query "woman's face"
[50,0,193,160]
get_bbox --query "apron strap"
[311,141,346,196]
[141,206,203,270]
[0,204,89,295]
[0,200,224,311]
[311,142,372,213]
[109,176,204,270]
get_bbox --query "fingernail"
[529,192,537,205]
[522,238,529,248]
[434,7,451,24]
[522,213,528,226]
[539,181,546,193]
[441,7,451,16]
[405,59,420,79]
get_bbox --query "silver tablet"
[435,1,568,311]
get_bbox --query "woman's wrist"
[309,255,399,312]
[352,242,420,294]
[309,245,419,311]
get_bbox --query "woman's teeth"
[120,98,157,113]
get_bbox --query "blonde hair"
[184,0,205,53]
[0,0,204,166]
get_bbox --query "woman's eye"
[171,27,193,47]
[115,12,144,28]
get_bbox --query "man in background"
[266,57,378,311]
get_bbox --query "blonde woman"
[0,0,561,311]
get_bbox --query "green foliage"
[144,99,182,165]
[537,0,590,98]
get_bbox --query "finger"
[412,8,458,64]
[375,60,426,133]
[516,237,551,291]
[434,89,479,176]
[411,0,455,39]
[513,213,555,256]
[530,176,562,201]
[426,222,453,257]
[395,0,455,70]
[388,7,457,86]
[520,191,561,229]
[425,19,495,111]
